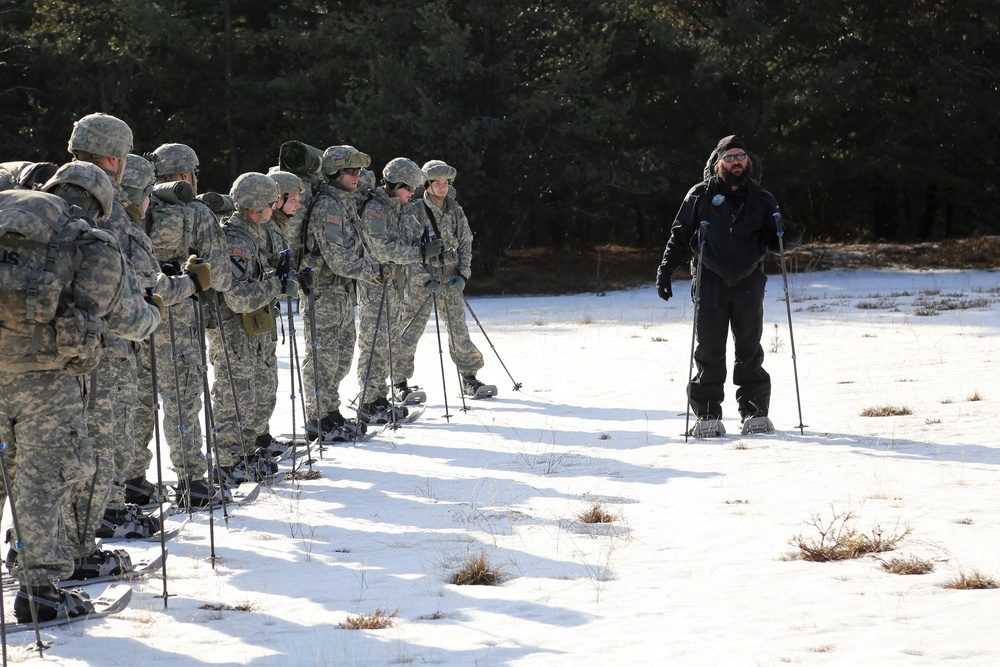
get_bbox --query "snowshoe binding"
[14,584,94,623]
[689,416,726,438]
[462,375,497,399]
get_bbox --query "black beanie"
[716,135,747,154]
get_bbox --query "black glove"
[275,250,293,280]
[656,271,672,302]
[298,266,314,290]
[161,261,179,277]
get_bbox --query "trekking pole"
[161,264,196,518]
[301,267,321,466]
[207,290,252,473]
[399,291,433,337]
[384,280,401,431]
[146,325,170,608]
[353,279,388,445]
[684,222,708,443]
[0,444,49,653]
[441,294,469,413]
[462,296,523,391]
[283,294,300,477]
[430,287,453,422]
[774,213,805,435]
[192,294,224,563]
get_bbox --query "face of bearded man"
[717,149,751,188]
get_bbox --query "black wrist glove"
[655,270,672,302]
[275,250,293,280]
[298,266,314,291]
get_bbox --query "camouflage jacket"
[399,190,474,281]
[302,182,381,293]
[220,212,281,316]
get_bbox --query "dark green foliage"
[1,0,997,277]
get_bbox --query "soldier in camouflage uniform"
[254,169,302,455]
[136,143,232,508]
[0,188,160,623]
[206,173,293,483]
[115,152,210,512]
[301,145,385,439]
[355,158,428,422]
[59,117,208,554]
[396,160,488,398]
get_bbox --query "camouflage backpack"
[0,190,117,375]
[145,180,196,263]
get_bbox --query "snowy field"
[3,267,1000,666]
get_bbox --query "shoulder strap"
[422,202,443,239]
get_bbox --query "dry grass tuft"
[289,469,322,481]
[967,391,984,402]
[860,405,913,417]
[578,501,618,524]
[880,555,935,575]
[942,570,999,590]
[790,508,910,562]
[199,602,256,612]
[338,607,399,630]
[451,552,506,586]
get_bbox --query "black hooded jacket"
[657,175,803,287]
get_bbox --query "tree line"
[1,0,997,276]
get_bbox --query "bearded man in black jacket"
[657,135,804,433]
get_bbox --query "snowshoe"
[124,476,161,506]
[462,375,498,399]
[359,396,408,424]
[66,548,134,583]
[324,418,367,443]
[218,454,279,485]
[176,477,230,509]
[305,410,346,440]
[394,382,427,406]
[96,504,162,539]
[689,416,726,438]
[14,584,94,623]
[254,433,292,459]
[741,415,775,435]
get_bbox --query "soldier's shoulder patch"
[366,202,384,219]
[232,246,250,259]
[325,213,342,225]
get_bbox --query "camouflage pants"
[133,302,207,482]
[396,280,483,382]
[302,286,356,419]
[207,314,275,467]
[74,354,137,547]
[355,280,404,404]
[0,371,95,587]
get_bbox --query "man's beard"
[721,167,749,188]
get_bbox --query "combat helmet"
[321,145,371,176]
[41,161,115,221]
[421,159,457,185]
[383,158,422,190]
[68,113,133,160]
[230,172,279,212]
[151,143,199,177]
[121,154,156,207]
[266,169,303,196]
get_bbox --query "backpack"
[0,190,110,375]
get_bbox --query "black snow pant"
[688,268,770,419]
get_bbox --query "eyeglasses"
[397,183,415,193]
[342,167,361,176]
[720,152,748,163]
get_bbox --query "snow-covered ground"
[3,268,1000,666]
